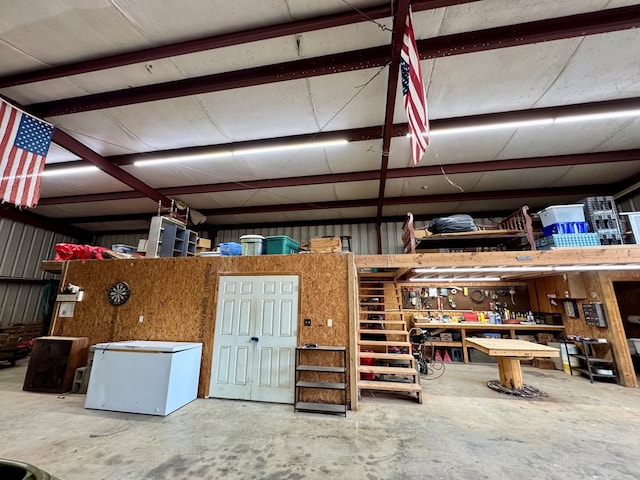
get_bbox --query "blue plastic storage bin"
[219,242,242,256]
[542,221,589,236]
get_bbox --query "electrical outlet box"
[327,319,333,327]
[304,319,311,326]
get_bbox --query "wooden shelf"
[294,346,347,417]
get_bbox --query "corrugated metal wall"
[215,221,406,254]
[94,233,145,250]
[92,221,408,255]
[0,218,74,327]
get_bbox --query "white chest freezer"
[85,340,202,416]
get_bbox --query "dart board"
[108,281,131,306]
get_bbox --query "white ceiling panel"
[39,170,133,197]
[1,1,638,233]
[428,0,623,35]
[535,29,640,107]
[33,197,157,218]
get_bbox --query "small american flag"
[401,8,429,166]
[0,98,54,208]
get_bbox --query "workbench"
[465,337,560,392]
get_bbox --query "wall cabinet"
[530,275,587,313]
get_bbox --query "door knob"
[250,336,259,342]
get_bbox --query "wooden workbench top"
[465,337,560,357]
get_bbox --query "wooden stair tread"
[358,340,410,347]
[358,352,413,360]
[359,320,406,324]
[358,380,422,392]
[358,365,418,375]
[359,329,408,335]
[295,402,347,415]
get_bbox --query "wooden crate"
[310,237,342,253]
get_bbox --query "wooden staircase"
[357,276,422,404]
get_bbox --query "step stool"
[72,366,86,393]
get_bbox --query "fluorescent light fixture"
[406,108,640,138]
[554,109,640,124]
[554,264,640,271]
[409,277,502,282]
[234,139,348,156]
[413,267,553,273]
[41,166,99,177]
[428,119,553,136]
[134,139,348,166]
[134,151,232,167]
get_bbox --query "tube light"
[554,109,640,124]
[234,139,348,156]
[407,108,640,138]
[40,166,99,177]
[553,264,640,271]
[429,119,553,136]
[134,139,348,166]
[134,151,232,167]
[409,277,502,282]
[413,267,554,273]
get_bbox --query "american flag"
[401,8,429,166]
[0,99,54,208]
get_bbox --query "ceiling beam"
[0,0,480,89]
[377,0,410,234]
[37,148,640,206]
[27,5,640,117]
[0,204,91,240]
[56,184,612,223]
[52,129,172,207]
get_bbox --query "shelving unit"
[146,216,197,258]
[566,339,618,383]
[295,345,347,416]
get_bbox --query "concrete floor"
[1,359,639,480]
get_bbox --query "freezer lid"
[92,340,203,352]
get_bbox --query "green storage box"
[265,235,299,254]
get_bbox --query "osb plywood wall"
[51,254,352,399]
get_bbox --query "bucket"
[240,235,265,255]
[0,459,60,479]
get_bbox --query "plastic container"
[535,233,600,249]
[219,242,242,256]
[542,221,589,236]
[265,235,299,255]
[240,235,265,255]
[538,205,585,227]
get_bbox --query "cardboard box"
[197,238,211,249]
[536,333,555,344]
[533,358,554,369]
[310,236,342,253]
[440,333,453,342]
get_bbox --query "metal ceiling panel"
[536,29,640,106]
[39,170,134,197]
[498,117,640,158]
[2,1,640,234]
[429,0,626,34]
[33,198,157,219]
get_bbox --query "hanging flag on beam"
[0,98,54,208]
[401,8,429,166]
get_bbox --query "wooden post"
[497,357,523,389]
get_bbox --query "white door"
[210,275,299,403]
